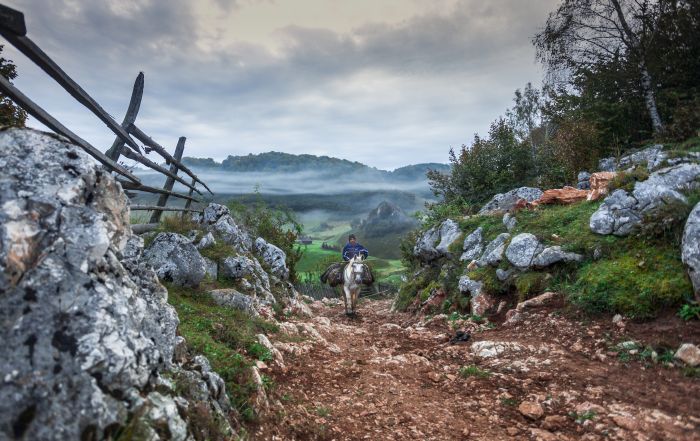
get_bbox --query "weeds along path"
[254,298,700,440]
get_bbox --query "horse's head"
[346,255,365,284]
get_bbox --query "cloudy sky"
[3,0,558,170]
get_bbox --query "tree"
[0,44,26,127]
[535,0,665,135]
[507,82,542,168]
[428,119,533,207]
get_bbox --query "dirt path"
[253,297,700,440]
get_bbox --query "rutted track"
[254,298,700,440]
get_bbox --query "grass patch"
[569,245,692,318]
[459,364,491,378]
[166,283,278,420]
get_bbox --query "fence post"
[105,72,144,161]
[182,177,197,212]
[149,137,186,224]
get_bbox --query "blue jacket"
[342,242,369,261]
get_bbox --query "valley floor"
[253,297,699,440]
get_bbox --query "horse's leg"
[351,287,359,316]
[343,285,351,316]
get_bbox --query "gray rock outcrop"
[0,129,233,440]
[577,171,591,190]
[460,227,484,262]
[458,276,494,316]
[414,219,461,262]
[590,164,700,236]
[477,233,511,267]
[197,232,216,249]
[221,255,275,304]
[505,233,544,269]
[254,237,289,280]
[196,203,252,252]
[209,288,259,316]
[532,246,583,268]
[143,232,207,287]
[682,202,700,301]
[503,213,517,232]
[478,187,543,215]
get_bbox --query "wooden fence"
[0,4,212,229]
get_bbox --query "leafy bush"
[679,303,700,321]
[609,165,649,193]
[427,119,534,207]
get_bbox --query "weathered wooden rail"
[0,3,213,228]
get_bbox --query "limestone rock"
[590,164,700,236]
[503,213,517,231]
[531,246,583,268]
[203,256,218,280]
[0,128,180,439]
[414,219,461,261]
[143,232,207,287]
[221,255,273,302]
[460,227,484,262]
[197,232,216,249]
[209,288,259,316]
[471,341,523,358]
[196,203,252,252]
[477,233,510,267]
[505,233,544,269]
[496,268,514,282]
[458,276,494,315]
[254,237,289,280]
[413,225,441,261]
[675,343,700,367]
[577,171,591,190]
[435,219,462,255]
[478,187,543,215]
[198,203,231,225]
[682,202,700,301]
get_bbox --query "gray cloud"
[3,0,557,170]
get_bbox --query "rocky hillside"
[398,143,700,344]
[0,129,308,440]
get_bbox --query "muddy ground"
[252,296,700,440]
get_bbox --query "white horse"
[342,255,367,316]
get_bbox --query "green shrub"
[679,303,700,321]
[609,165,649,193]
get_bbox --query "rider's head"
[348,234,356,244]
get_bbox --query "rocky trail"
[254,296,700,440]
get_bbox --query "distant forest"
[182,151,450,181]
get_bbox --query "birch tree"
[534,0,665,135]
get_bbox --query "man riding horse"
[320,234,373,313]
[342,234,368,262]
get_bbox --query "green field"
[295,221,406,285]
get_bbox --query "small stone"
[542,415,568,430]
[506,427,519,436]
[611,415,639,431]
[518,401,544,420]
[674,343,700,367]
